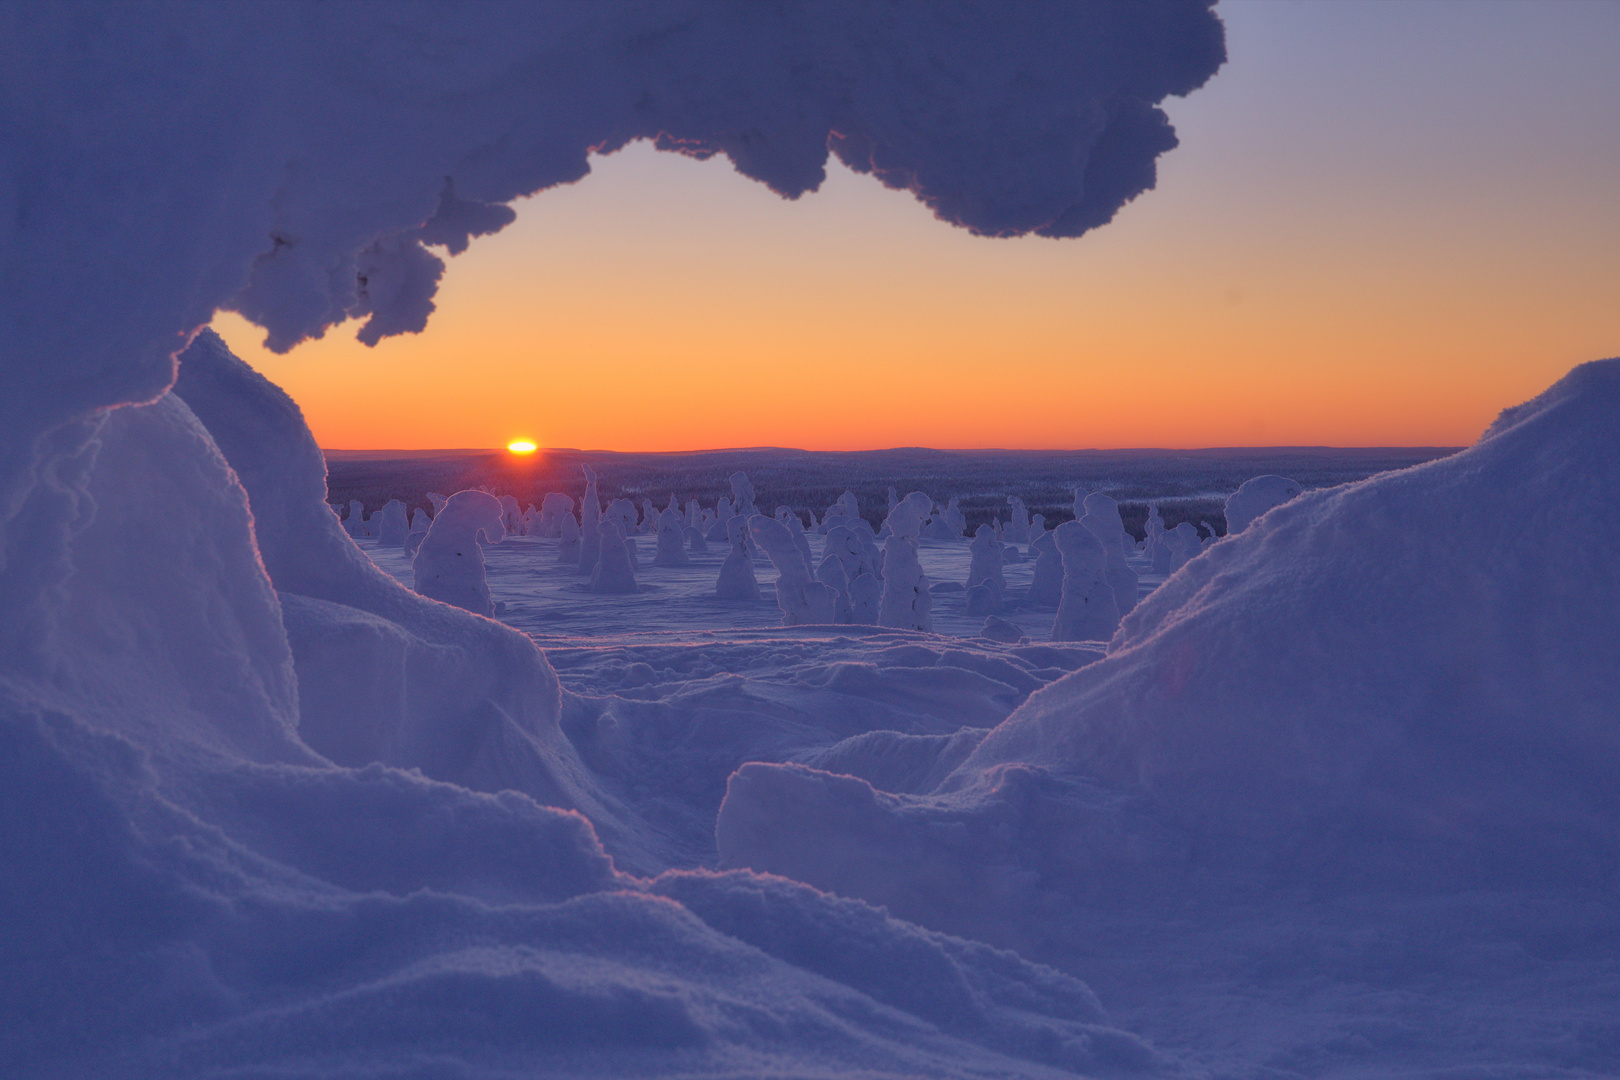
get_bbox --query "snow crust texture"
[1,330,1140,1080]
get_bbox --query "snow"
[1049,521,1121,643]
[412,489,506,615]
[6,3,1618,1076]
[1224,473,1304,533]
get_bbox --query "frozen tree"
[654,506,689,566]
[376,498,410,547]
[816,553,855,623]
[750,514,837,626]
[587,519,639,594]
[538,492,573,537]
[922,498,966,540]
[878,534,932,631]
[1003,496,1032,544]
[820,491,862,533]
[556,510,581,563]
[1145,503,1170,573]
[849,573,882,624]
[1026,530,1064,608]
[578,465,602,576]
[1051,521,1120,642]
[605,498,638,540]
[685,526,708,554]
[776,507,816,572]
[714,516,762,601]
[1225,475,1303,535]
[412,489,506,616]
[1080,492,1139,615]
[967,524,1006,597]
[730,472,758,517]
[708,496,736,541]
[426,492,448,516]
[1166,521,1201,573]
[1029,513,1047,542]
[822,525,876,584]
[344,499,366,538]
[881,491,933,541]
[499,495,523,536]
[642,498,660,534]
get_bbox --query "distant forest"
[323,445,1460,539]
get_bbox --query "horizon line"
[321,444,1467,460]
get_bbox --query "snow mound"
[2,329,1160,1079]
[716,360,1620,945]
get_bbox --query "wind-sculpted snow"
[1,331,1160,1079]
[719,360,1620,914]
[1,0,1220,436]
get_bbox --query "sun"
[507,440,537,454]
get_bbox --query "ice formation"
[344,498,367,537]
[816,553,856,623]
[821,490,863,532]
[499,494,524,535]
[68,6,1620,1078]
[412,489,507,616]
[587,519,639,594]
[1079,492,1139,615]
[1142,502,1166,566]
[729,472,758,517]
[653,505,689,566]
[578,465,602,576]
[878,533,933,631]
[1225,474,1303,534]
[1050,520,1121,642]
[713,515,763,601]
[750,514,837,626]
[556,509,582,563]
[603,497,637,540]
[1025,530,1064,608]
[881,490,934,541]
[1003,496,1032,544]
[538,492,574,537]
[966,524,1007,600]
[706,495,735,541]
[375,497,409,546]
[776,506,818,571]
[1165,520,1201,573]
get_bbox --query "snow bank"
[717,361,1620,943]
[3,328,1164,1079]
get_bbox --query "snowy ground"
[362,532,1167,645]
[355,531,1620,1079]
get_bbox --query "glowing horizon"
[212,3,1619,454]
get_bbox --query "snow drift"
[718,360,1620,935]
[0,329,1158,1078]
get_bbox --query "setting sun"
[507,440,537,454]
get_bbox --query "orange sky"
[213,2,1619,452]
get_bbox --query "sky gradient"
[213,0,1620,451]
